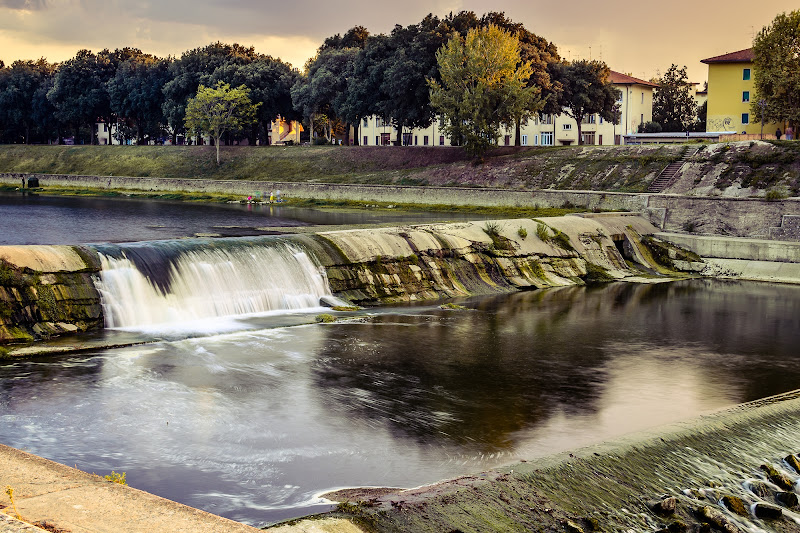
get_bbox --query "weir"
[92,239,333,329]
[0,214,687,344]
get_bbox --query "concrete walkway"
[0,444,262,533]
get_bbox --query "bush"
[517,227,528,239]
[638,121,663,133]
[765,188,788,201]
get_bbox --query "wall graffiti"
[708,117,734,132]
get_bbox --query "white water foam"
[94,243,333,330]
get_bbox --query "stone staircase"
[648,146,698,193]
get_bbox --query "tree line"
[5,9,793,150]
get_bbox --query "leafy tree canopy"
[429,24,541,157]
[184,82,260,164]
[550,60,620,144]
[652,64,697,132]
[752,10,800,126]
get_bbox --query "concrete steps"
[648,147,698,193]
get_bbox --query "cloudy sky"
[1,0,797,83]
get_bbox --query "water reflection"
[1,280,799,526]
[0,192,492,244]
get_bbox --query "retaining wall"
[3,172,800,239]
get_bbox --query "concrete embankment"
[658,232,800,284]
[3,172,800,239]
[0,444,265,533]
[0,214,668,345]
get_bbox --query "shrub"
[316,313,336,323]
[765,188,788,201]
[536,222,551,241]
[517,227,528,239]
[104,471,127,485]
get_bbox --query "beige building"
[357,70,657,147]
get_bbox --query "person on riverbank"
[786,126,794,140]
[776,129,782,140]
[21,177,25,189]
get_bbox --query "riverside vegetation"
[1,141,798,197]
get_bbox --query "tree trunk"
[215,135,221,165]
[344,122,351,146]
[515,117,521,146]
[25,124,30,145]
[576,118,583,145]
[353,120,359,146]
[396,123,403,146]
[137,122,144,145]
[309,115,314,143]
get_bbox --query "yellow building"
[701,48,780,135]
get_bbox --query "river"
[1,279,799,526]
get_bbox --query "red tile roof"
[608,71,659,88]
[701,48,754,64]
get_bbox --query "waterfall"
[93,239,333,329]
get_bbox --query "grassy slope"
[1,141,798,193]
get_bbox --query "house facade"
[357,70,656,147]
[701,48,780,135]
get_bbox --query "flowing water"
[0,192,492,244]
[2,241,800,527]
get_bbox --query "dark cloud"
[0,0,49,9]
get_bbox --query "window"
[742,113,749,125]
[641,92,644,104]
[363,136,368,146]
[521,134,528,146]
[582,115,596,124]
[414,135,418,146]
[402,133,412,146]
[742,91,750,103]
[562,123,572,130]
[423,135,429,146]
[363,117,369,127]
[439,135,445,146]
[541,132,553,145]
[504,135,511,146]
[376,117,388,127]
[743,68,751,81]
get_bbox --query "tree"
[652,64,697,132]
[47,49,115,144]
[163,42,260,143]
[209,57,300,145]
[752,10,800,127]
[108,55,171,144]
[292,47,359,143]
[0,58,55,144]
[429,25,542,157]
[551,60,620,144]
[184,82,260,165]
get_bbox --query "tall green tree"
[752,10,800,127]
[163,42,260,142]
[652,64,697,132]
[292,47,360,143]
[107,55,171,144]
[184,82,261,165]
[551,60,620,145]
[429,24,542,157]
[480,12,561,145]
[210,57,300,145]
[0,58,55,144]
[47,49,115,144]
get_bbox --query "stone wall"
[3,172,800,239]
[0,245,103,343]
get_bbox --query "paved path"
[0,444,262,533]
